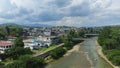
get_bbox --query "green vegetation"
[64,29,80,50]
[50,29,80,59]
[50,47,66,59]
[4,55,45,68]
[0,37,33,68]
[83,27,101,34]
[3,29,82,68]
[0,25,23,40]
[78,30,85,38]
[63,30,74,50]
[64,40,73,50]
[13,37,24,47]
[5,37,33,60]
[5,47,32,60]
[39,45,57,53]
[98,27,120,66]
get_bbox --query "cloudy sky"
[0,0,120,27]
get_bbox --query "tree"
[5,61,24,68]
[78,30,85,38]
[68,29,77,38]
[13,37,24,48]
[98,27,120,66]
[5,55,45,68]
[64,40,73,50]
[0,32,5,40]
[5,47,32,60]
[5,26,10,35]
[67,33,73,42]
[9,26,23,37]
[103,39,118,50]
[98,27,111,46]
[50,47,66,59]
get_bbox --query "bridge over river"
[45,37,113,68]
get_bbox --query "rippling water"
[46,37,113,68]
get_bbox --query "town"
[0,24,101,53]
[0,25,76,53]
[0,23,101,68]
[0,0,120,68]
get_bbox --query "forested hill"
[0,24,23,40]
[98,27,120,66]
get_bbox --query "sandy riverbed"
[64,43,82,56]
[96,41,119,68]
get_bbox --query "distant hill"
[0,23,20,27]
[0,23,22,28]
[22,24,53,28]
[0,23,53,28]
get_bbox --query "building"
[0,41,12,53]
[24,35,52,50]
[24,39,41,50]
[37,35,51,46]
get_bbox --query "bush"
[50,47,66,59]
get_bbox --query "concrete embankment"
[96,41,119,68]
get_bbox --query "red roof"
[0,41,12,46]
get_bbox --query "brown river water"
[45,37,113,68]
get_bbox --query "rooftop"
[0,41,12,46]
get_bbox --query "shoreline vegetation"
[45,42,82,64]
[98,27,120,68]
[96,41,119,68]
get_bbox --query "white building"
[24,40,41,50]
[44,31,51,36]
[24,42,40,50]
[0,41,12,53]
[24,35,52,50]
[37,35,52,46]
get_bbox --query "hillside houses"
[22,26,77,50]
[23,30,52,50]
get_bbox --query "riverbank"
[96,41,119,68]
[45,42,82,63]
[64,43,82,56]
[45,41,92,68]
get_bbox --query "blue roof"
[31,40,38,43]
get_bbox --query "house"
[24,35,52,50]
[24,40,41,50]
[37,35,52,47]
[43,30,51,36]
[0,41,12,53]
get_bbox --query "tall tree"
[5,26,10,35]
[13,37,24,48]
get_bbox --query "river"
[45,37,113,68]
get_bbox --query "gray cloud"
[0,0,120,27]
[68,1,91,17]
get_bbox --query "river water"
[45,37,113,68]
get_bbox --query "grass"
[39,45,57,53]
